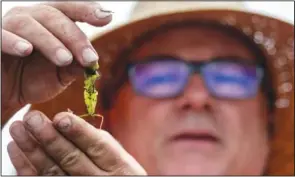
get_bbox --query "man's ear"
[259,90,275,139]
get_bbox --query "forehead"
[130,25,256,61]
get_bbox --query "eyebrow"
[129,54,259,65]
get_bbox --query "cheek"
[112,84,170,129]
[217,98,266,142]
[108,84,175,171]
[108,84,171,148]
[215,96,268,172]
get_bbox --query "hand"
[1,2,112,113]
[8,110,147,175]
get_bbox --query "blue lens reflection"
[144,74,180,86]
[202,62,260,98]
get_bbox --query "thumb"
[57,60,84,87]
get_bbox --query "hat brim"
[31,9,294,175]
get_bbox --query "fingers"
[9,110,146,175]
[45,1,113,26]
[52,112,147,175]
[9,121,66,175]
[3,15,73,66]
[2,29,33,56]
[7,141,37,175]
[28,4,99,66]
[22,110,107,175]
[3,2,113,67]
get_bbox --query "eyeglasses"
[127,55,264,100]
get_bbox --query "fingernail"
[10,123,26,140]
[26,113,43,129]
[57,117,71,131]
[14,41,31,54]
[56,48,73,65]
[82,48,99,64]
[95,8,112,19]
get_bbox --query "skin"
[2,2,146,175]
[2,2,269,176]
[108,27,270,175]
[2,2,110,124]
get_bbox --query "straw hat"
[30,1,294,175]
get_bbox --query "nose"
[176,74,212,111]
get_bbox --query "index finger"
[52,112,147,175]
[43,1,113,26]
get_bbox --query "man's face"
[107,26,269,175]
